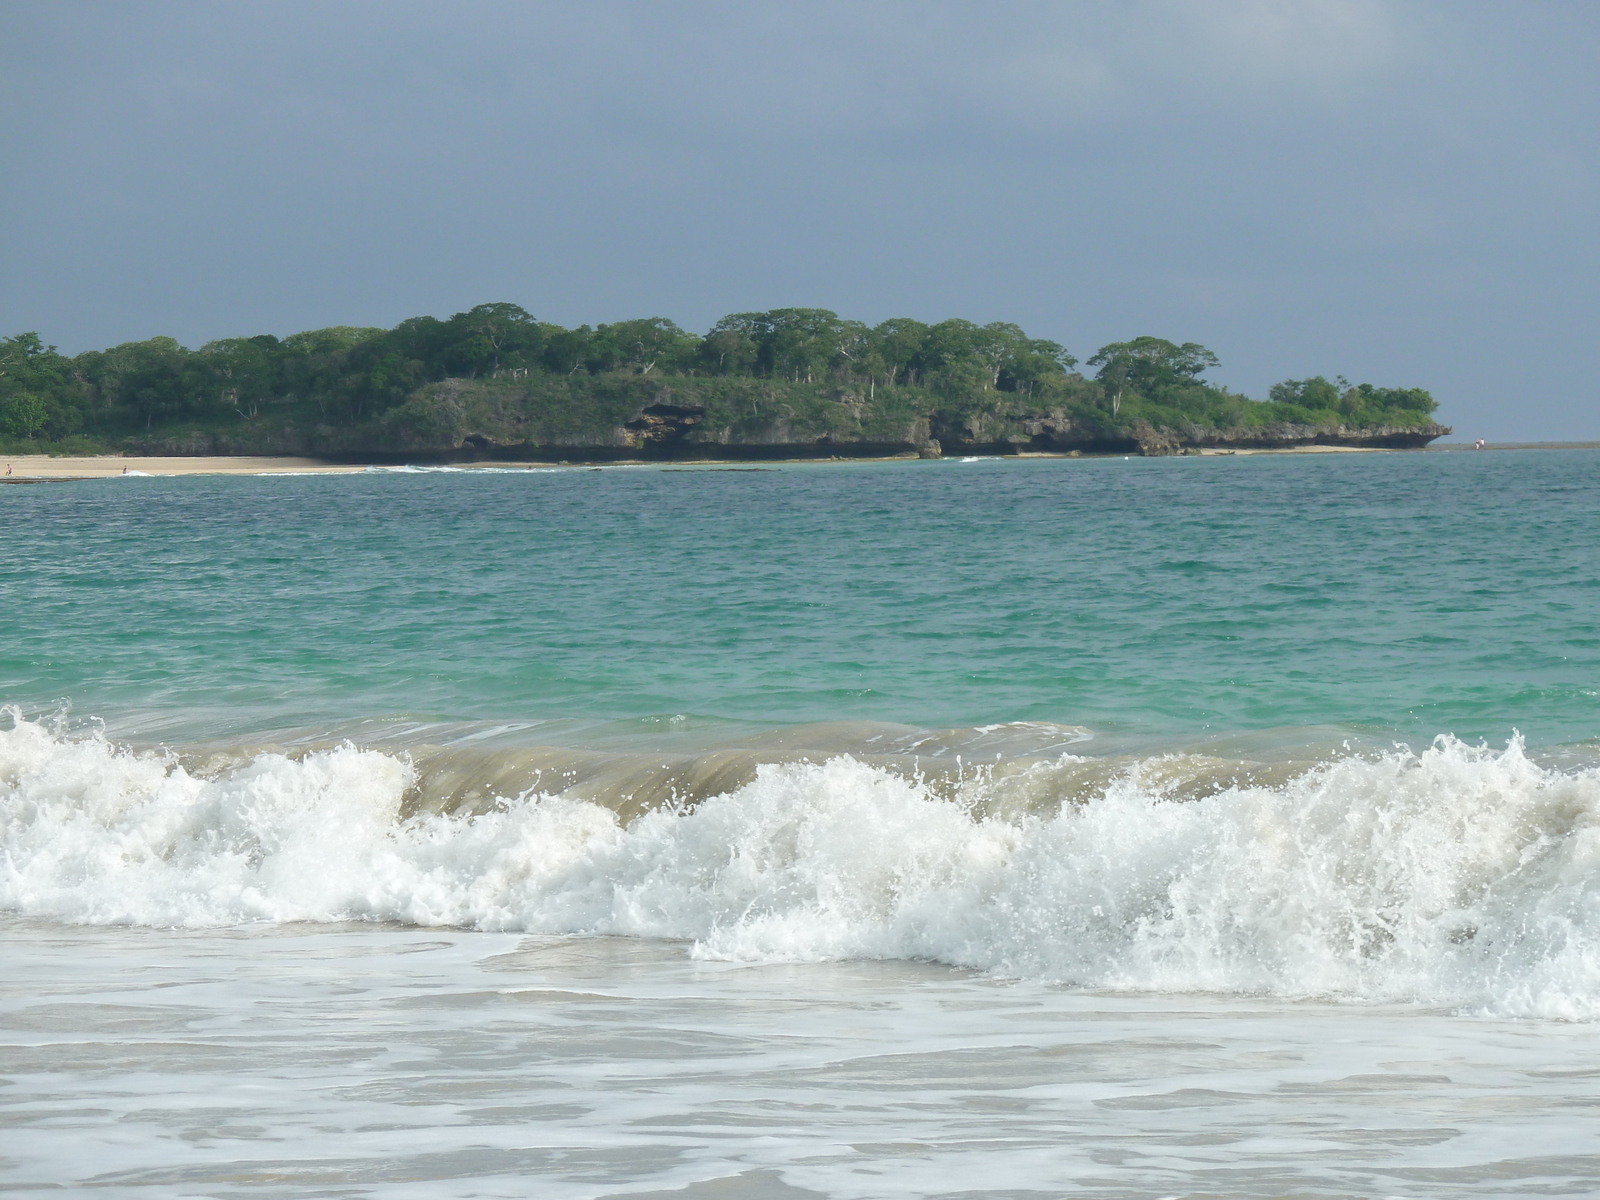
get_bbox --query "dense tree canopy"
[1087,337,1221,417]
[0,305,1438,451]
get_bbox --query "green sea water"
[9,451,1600,1199]
[3,450,1597,748]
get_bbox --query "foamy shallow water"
[4,922,1598,1199]
[9,455,1600,1195]
[6,715,1600,1196]
[6,717,1600,1018]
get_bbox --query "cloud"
[0,1,1420,163]
[2,0,1599,435]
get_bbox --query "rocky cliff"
[126,375,1450,461]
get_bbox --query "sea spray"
[3,715,1599,1017]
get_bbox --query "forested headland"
[0,304,1448,459]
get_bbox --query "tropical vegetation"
[0,304,1440,455]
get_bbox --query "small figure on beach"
[122,465,129,474]
[5,464,10,476]
[1474,438,1486,450]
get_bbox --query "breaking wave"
[3,714,1598,1018]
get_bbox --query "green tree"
[833,319,872,381]
[198,334,282,419]
[0,332,67,392]
[588,317,697,374]
[1356,384,1436,417]
[967,323,1017,389]
[441,303,542,378]
[761,308,844,382]
[335,316,446,417]
[280,326,385,357]
[699,321,760,375]
[702,310,844,381]
[1269,377,1338,409]
[81,337,196,429]
[1088,337,1219,417]
[541,324,593,375]
[275,327,386,420]
[917,318,979,377]
[0,390,47,438]
[868,318,929,387]
[1001,336,1077,397]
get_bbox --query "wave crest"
[4,715,1598,1017]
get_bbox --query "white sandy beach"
[0,455,551,479]
[0,445,1399,480]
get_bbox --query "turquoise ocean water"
[4,450,1598,745]
[7,451,1600,1198]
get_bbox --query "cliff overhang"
[119,377,1452,462]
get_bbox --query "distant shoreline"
[0,443,1513,480]
[1428,441,1600,451]
[3,442,1591,482]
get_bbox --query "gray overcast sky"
[3,1,1597,439]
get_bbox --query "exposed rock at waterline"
[124,375,1451,462]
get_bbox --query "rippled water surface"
[3,451,1598,743]
[4,451,1600,1197]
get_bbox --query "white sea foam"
[3,714,1598,1017]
